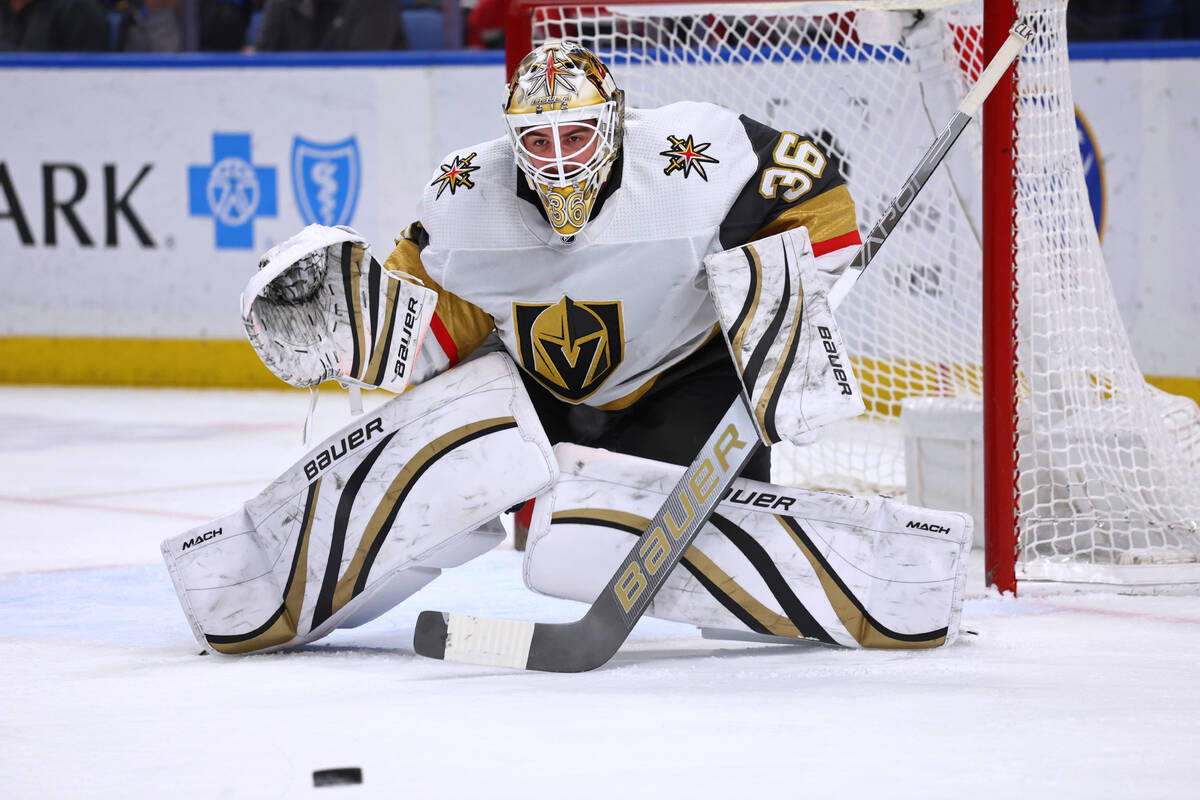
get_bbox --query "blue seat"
[246,11,264,49]
[107,11,122,51]
[403,8,444,50]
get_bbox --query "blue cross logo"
[189,133,277,249]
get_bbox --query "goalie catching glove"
[242,224,437,392]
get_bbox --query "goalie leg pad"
[524,444,971,649]
[161,353,556,655]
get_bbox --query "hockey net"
[507,0,1200,591]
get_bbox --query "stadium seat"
[246,11,264,49]
[107,11,122,51]
[402,8,444,50]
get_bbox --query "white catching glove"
[241,224,437,392]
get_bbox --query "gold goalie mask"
[503,40,624,238]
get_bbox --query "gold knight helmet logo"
[514,297,624,401]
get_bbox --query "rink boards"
[0,47,1197,395]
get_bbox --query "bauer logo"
[188,133,278,249]
[817,325,854,396]
[613,422,749,616]
[721,487,797,511]
[303,417,386,480]
[392,297,421,381]
[291,136,361,228]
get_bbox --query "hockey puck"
[313,767,362,787]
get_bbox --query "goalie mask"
[504,40,624,238]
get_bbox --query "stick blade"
[412,610,449,659]
[413,610,536,669]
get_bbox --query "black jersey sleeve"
[717,115,860,253]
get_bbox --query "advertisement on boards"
[0,64,500,343]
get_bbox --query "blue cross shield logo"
[188,133,278,249]
[291,136,361,227]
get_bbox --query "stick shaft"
[826,20,1032,311]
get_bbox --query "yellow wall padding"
[0,337,283,388]
[0,338,1197,408]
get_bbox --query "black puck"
[313,767,363,787]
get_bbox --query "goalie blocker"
[161,353,556,654]
[521,444,972,650]
[705,226,864,445]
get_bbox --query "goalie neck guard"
[503,40,624,239]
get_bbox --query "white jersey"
[386,101,860,409]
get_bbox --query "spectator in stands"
[1067,0,1200,41]
[1177,1,1200,39]
[254,0,406,50]
[0,0,109,50]
[465,0,505,49]
[114,0,183,52]
[198,0,252,51]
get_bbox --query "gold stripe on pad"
[730,246,763,375]
[551,508,800,638]
[550,508,650,530]
[347,244,369,381]
[328,416,517,615]
[754,270,803,442]
[777,516,946,649]
[682,546,802,638]
[208,478,322,654]
[362,277,401,384]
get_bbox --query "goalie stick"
[412,20,1034,673]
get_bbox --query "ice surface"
[2,386,1199,799]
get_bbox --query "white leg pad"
[161,353,556,654]
[524,444,972,649]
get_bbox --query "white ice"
[2,385,1198,799]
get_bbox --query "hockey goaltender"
[160,41,973,665]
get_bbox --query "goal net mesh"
[524,0,1200,583]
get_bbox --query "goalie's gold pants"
[518,336,772,482]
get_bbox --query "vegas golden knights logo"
[514,297,623,401]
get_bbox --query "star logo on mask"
[521,52,583,100]
[431,152,480,199]
[660,135,719,181]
